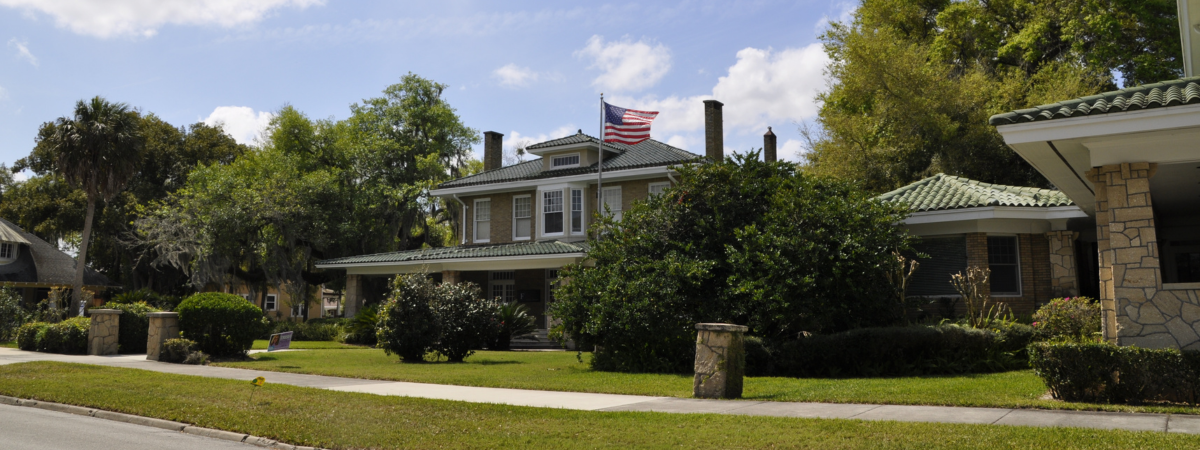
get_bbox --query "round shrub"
[15,322,49,351]
[177,292,268,357]
[1032,297,1101,342]
[100,301,160,354]
[431,282,496,362]
[377,275,441,362]
[36,317,90,354]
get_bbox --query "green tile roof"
[437,131,701,189]
[990,77,1200,125]
[316,240,588,266]
[877,174,1074,212]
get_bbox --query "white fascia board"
[526,142,614,157]
[995,103,1200,145]
[903,206,1087,225]
[430,166,678,197]
[317,252,586,270]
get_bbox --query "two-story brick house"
[318,101,742,328]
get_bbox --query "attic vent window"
[550,154,580,169]
[0,243,12,259]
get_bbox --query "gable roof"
[989,77,1200,126]
[316,240,588,266]
[0,218,110,287]
[437,131,701,189]
[877,174,1075,212]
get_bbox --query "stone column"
[694,323,748,399]
[442,270,461,284]
[87,309,122,356]
[1046,231,1081,298]
[146,312,180,361]
[344,274,363,318]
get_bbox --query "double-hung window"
[513,195,532,240]
[987,236,1021,295]
[543,190,564,235]
[264,294,277,311]
[473,199,491,243]
[0,243,13,259]
[291,302,306,318]
[601,187,622,221]
[648,182,670,196]
[570,189,584,234]
[490,271,515,303]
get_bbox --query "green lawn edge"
[214,348,1200,416]
[1,361,1196,450]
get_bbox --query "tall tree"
[41,97,144,314]
[805,0,1182,192]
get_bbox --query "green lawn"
[0,341,15,348]
[0,362,1194,450]
[216,348,1200,415]
[249,340,366,350]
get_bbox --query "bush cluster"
[0,287,27,341]
[746,324,1035,377]
[112,288,182,311]
[100,301,161,354]
[1032,297,1100,342]
[339,305,378,346]
[16,318,90,354]
[488,302,537,351]
[1031,342,1200,404]
[177,292,268,357]
[377,274,500,362]
[160,338,208,364]
[550,153,914,373]
[269,319,340,341]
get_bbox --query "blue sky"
[0,0,852,175]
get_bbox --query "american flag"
[603,102,658,145]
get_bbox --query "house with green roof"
[878,174,1088,315]
[984,0,1200,349]
[317,101,743,330]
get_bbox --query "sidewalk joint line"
[991,409,1015,425]
[846,404,883,418]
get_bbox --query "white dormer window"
[0,243,12,259]
[549,153,580,169]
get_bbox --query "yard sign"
[267,331,293,351]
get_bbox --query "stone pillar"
[694,323,748,399]
[442,270,461,284]
[146,312,180,361]
[1046,231,1081,298]
[87,309,122,356]
[344,274,364,318]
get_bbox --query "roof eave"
[431,164,683,197]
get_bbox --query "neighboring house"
[0,218,111,308]
[878,174,1090,315]
[317,101,741,328]
[208,282,327,321]
[986,5,1200,349]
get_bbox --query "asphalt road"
[0,403,254,450]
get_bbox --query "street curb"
[0,394,326,449]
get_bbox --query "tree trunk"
[73,197,97,316]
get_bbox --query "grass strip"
[0,341,15,348]
[1,361,1196,450]
[216,349,1200,415]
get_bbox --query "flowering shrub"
[1032,297,1101,342]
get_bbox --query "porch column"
[442,270,461,284]
[965,232,992,298]
[344,274,363,318]
[1046,231,1080,298]
[87,309,122,356]
[1087,163,1200,349]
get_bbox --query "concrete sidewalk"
[3,347,1198,434]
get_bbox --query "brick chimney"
[703,100,724,161]
[483,131,503,171]
[763,127,777,162]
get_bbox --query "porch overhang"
[902,206,1088,236]
[314,240,590,276]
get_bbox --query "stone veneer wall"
[1046,231,1081,298]
[87,309,121,356]
[1088,162,1200,349]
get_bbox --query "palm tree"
[45,96,143,315]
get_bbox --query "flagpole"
[597,93,604,242]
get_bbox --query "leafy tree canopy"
[804,0,1181,192]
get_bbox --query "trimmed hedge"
[177,293,268,357]
[1030,342,1200,404]
[270,320,339,341]
[748,324,1034,377]
[100,302,161,354]
[28,317,90,354]
[15,322,49,351]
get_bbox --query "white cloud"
[508,124,577,150]
[7,38,37,66]
[576,35,671,93]
[0,0,323,38]
[202,106,274,145]
[815,2,857,32]
[493,64,539,88]
[779,139,805,162]
[13,169,30,182]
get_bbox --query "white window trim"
[987,235,1023,297]
[512,194,532,241]
[0,242,14,260]
[264,294,277,311]
[489,271,516,303]
[291,301,306,318]
[648,181,670,196]
[473,198,491,243]
[549,152,581,169]
[601,186,622,218]
[540,190,566,238]
[570,188,585,235]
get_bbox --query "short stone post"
[146,312,180,361]
[693,323,748,399]
[87,309,122,356]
